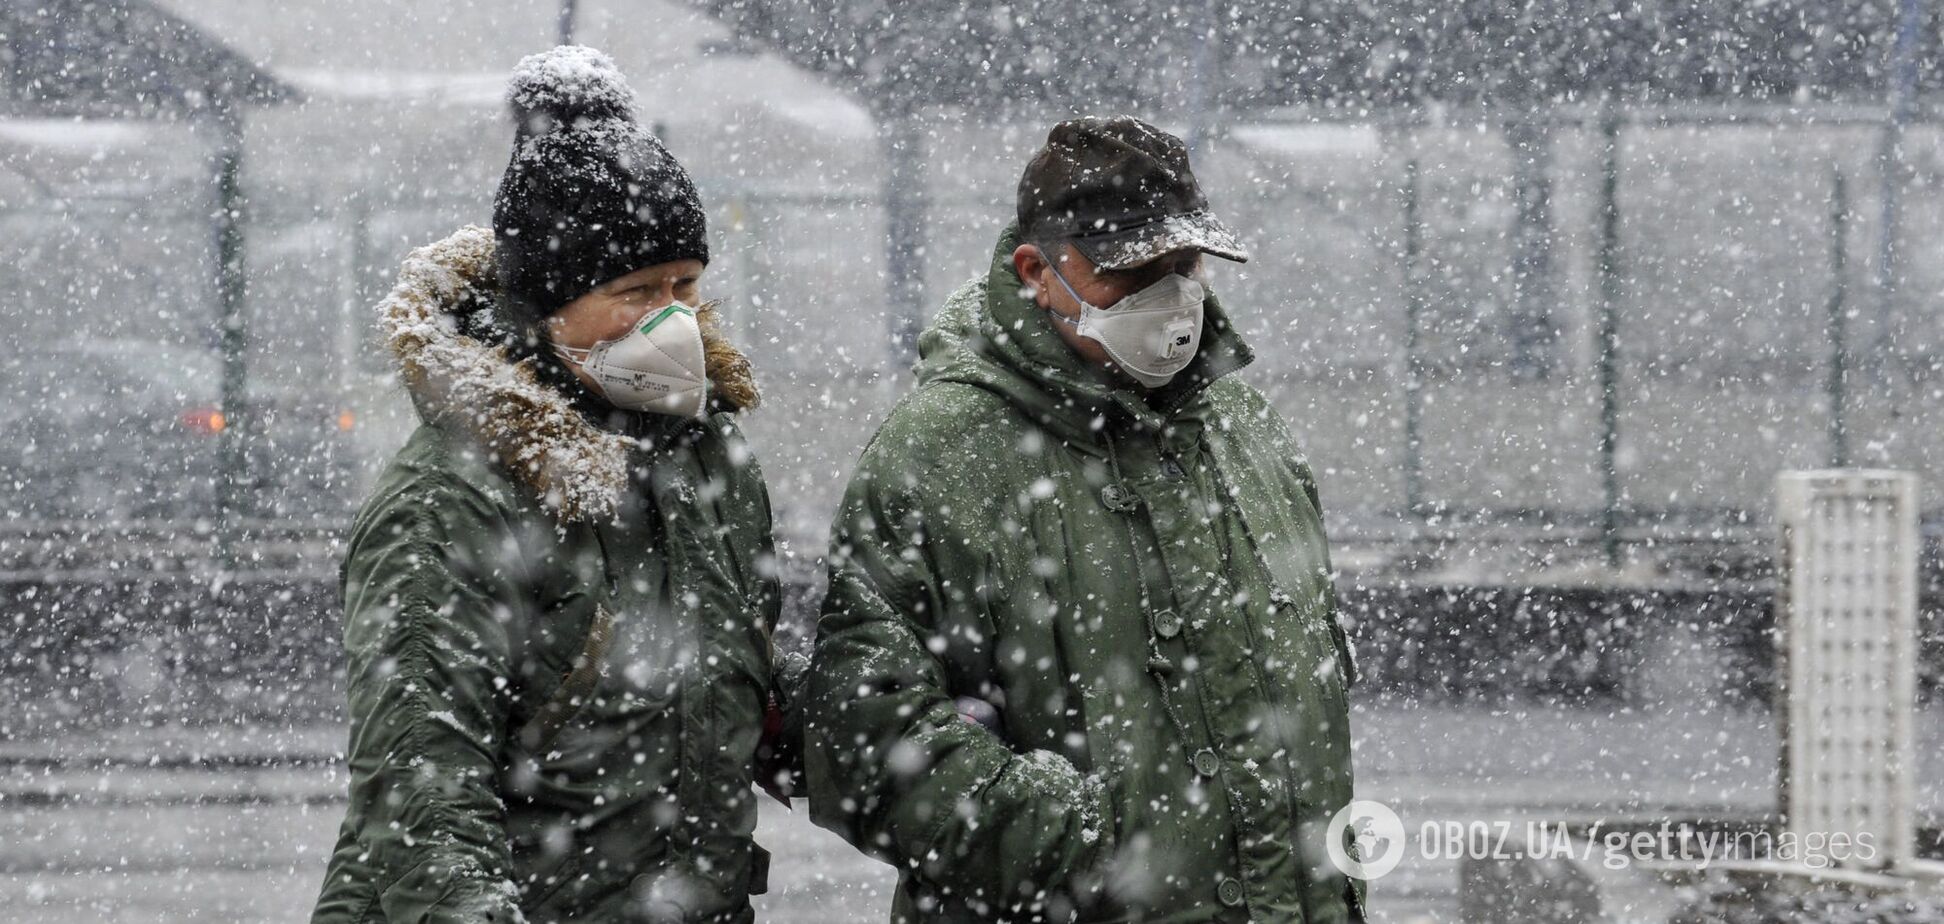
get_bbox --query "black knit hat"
[491,46,709,331]
[1017,116,1247,270]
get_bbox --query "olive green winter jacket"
[805,226,1366,923]
[310,227,785,924]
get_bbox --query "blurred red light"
[181,408,226,435]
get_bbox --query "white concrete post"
[1776,470,1919,871]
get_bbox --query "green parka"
[805,226,1366,923]
[310,227,786,924]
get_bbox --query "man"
[805,116,1366,922]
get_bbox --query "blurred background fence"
[8,0,1944,726]
[12,113,1944,544]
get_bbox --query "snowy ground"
[4,701,1941,923]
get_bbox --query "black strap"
[747,843,771,895]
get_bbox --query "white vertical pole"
[1775,470,1918,871]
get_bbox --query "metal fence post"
[1826,169,1850,469]
[1871,0,1924,377]
[558,0,579,45]
[1507,115,1558,382]
[212,107,248,567]
[1596,109,1624,569]
[881,107,928,363]
[1402,156,1427,518]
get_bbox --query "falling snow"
[7,1,1944,923]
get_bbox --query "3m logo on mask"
[1162,317,1197,359]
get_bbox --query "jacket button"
[1100,483,1140,512]
[1192,748,1220,777]
[1217,876,1245,907]
[1151,609,1182,639]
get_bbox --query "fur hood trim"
[375,225,760,523]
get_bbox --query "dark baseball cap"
[1016,116,1249,271]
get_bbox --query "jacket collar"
[374,225,760,524]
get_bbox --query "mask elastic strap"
[1037,247,1097,325]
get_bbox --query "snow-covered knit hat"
[491,46,709,332]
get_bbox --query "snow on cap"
[506,45,637,133]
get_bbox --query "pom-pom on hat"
[491,45,709,332]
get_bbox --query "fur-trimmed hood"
[375,225,760,524]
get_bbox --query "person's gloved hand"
[953,695,1004,734]
[756,650,811,806]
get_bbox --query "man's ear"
[1011,244,1047,305]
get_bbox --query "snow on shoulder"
[375,225,633,526]
[506,45,637,130]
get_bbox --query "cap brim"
[1069,211,1250,271]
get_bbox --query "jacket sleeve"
[734,431,804,803]
[334,475,525,923]
[1265,400,1360,689]
[805,460,1113,912]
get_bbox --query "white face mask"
[552,302,709,419]
[1040,251,1205,388]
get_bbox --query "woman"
[311,46,794,924]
